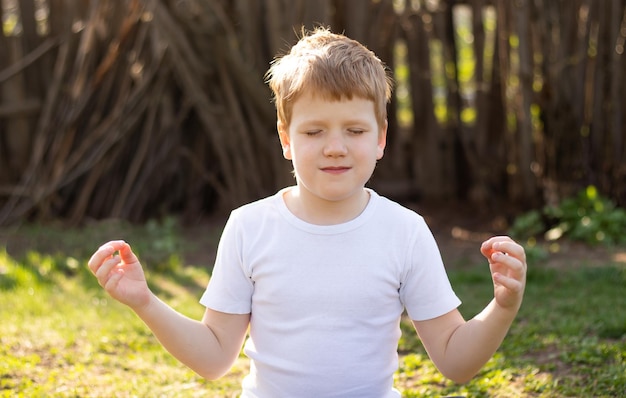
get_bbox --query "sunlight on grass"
[0,248,245,397]
[1,240,624,397]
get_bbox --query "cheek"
[290,140,318,160]
[288,148,308,171]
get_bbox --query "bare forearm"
[132,293,234,379]
[415,237,526,384]
[87,241,247,379]
[441,299,519,383]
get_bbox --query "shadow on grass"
[395,263,626,396]
[2,220,625,397]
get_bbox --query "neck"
[283,186,370,225]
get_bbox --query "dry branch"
[0,0,625,226]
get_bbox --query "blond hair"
[266,27,393,127]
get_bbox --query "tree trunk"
[512,0,537,204]
[1,0,625,225]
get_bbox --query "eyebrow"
[294,117,374,126]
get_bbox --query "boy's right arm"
[88,240,249,379]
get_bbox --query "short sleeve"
[399,217,461,321]
[199,211,254,314]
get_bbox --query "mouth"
[321,166,351,174]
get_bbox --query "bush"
[510,186,626,245]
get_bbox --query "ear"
[277,121,292,160]
[376,119,388,160]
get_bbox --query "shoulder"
[367,190,437,248]
[224,190,287,237]
[230,189,284,218]
[369,189,426,225]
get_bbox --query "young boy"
[88,27,526,397]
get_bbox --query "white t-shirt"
[200,187,461,397]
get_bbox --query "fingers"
[86,241,151,309]
[118,242,139,264]
[88,240,125,273]
[492,269,524,292]
[103,267,124,292]
[481,236,526,263]
[481,236,527,283]
[94,256,120,281]
[480,236,527,310]
[87,240,137,286]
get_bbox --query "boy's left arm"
[412,236,527,384]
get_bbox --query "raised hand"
[87,240,151,310]
[480,236,527,311]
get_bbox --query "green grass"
[402,266,626,397]
[1,223,624,397]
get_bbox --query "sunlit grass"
[0,248,247,397]
[1,222,624,397]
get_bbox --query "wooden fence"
[0,0,625,225]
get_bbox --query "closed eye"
[348,129,365,135]
[304,130,322,136]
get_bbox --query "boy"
[88,27,527,397]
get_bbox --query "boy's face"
[278,92,387,206]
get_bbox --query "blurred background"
[1,0,625,226]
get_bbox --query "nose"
[323,132,347,157]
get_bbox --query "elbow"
[195,359,234,380]
[199,367,229,381]
[440,368,479,385]
[194,350,240,380]
[448,374,474,385]
[202,373,222,381]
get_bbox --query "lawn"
[1,220,624,397]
